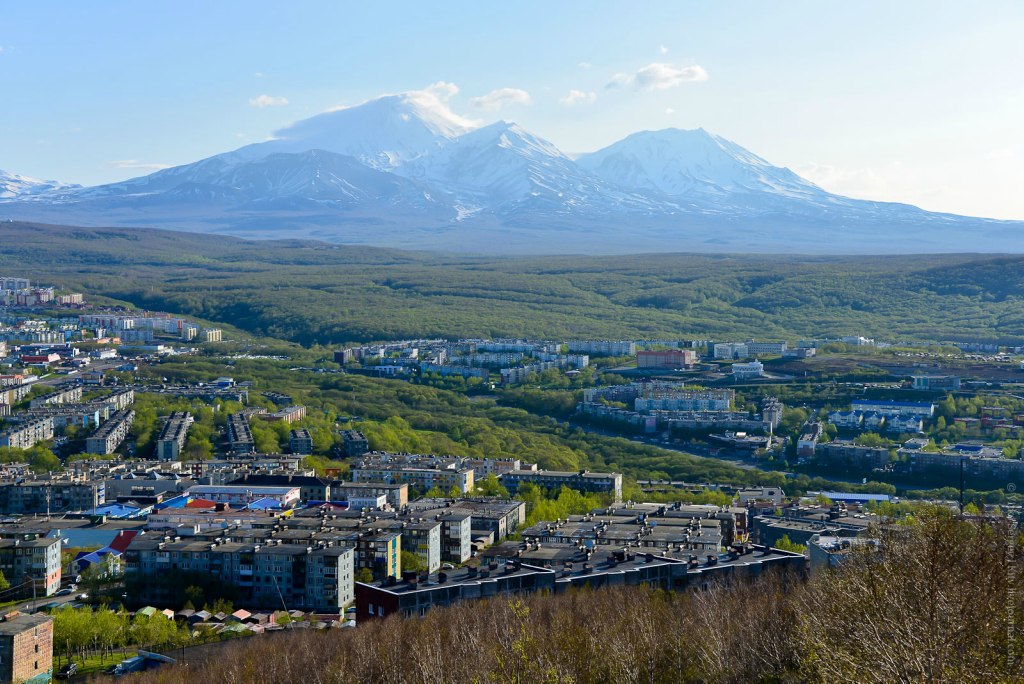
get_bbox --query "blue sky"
[2,1,1023,219]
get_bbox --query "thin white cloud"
[578,61,592,69]
[249,94,289,108]
[665,107,675,114]
[469,87,532,111]
[423,81,459,101]
[253,71,264,78]
[106,160,171,171]
[560,89,597,106]
[659,45,668,55]
[608,62,709,90]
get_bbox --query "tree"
[773,534,807,554]
[0,569,9,591]
[401,551,423,573]
[354,568,374,584]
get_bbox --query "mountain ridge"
[0,91,1019,254]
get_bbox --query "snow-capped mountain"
[577,128,824,202]
[397,121,666,218]
[231,90,477,170]
[0,169,78,199]
[1,90,1019,254]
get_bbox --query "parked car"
[76,593,88,600]
[53,588,73,597]
[56,662,79,678]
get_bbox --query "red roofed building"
[185,498,218,510]
[108,530,139,554]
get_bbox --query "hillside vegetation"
[3,222,1024,345]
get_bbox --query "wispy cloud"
[253,71,264,78]
[423,81,459,101]
[659,45,668,55]
[249,94,289,108]
[559,89,597,106]
[608,62,708,90]
[469,87,532,111]
[106,160,171,171]
[578,61,592,69]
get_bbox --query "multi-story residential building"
[354,531,402,579]
[351,464,475,494]
[636,349,696,369]
[0,535,62,596]
[340,431,369,457]
[0,418,55,450]
[123,538,354,613]
[264,406,306,424]
[437,512,472,563]
[103,389,136,411]
[500,469,623,501]
[566,340,636,357]
[155,412,192,461]
[0,481,105,515]
[0,612,53,684]
[202,329,222,343]
[797,422,824,459]
[226,413,255,454]
[289,429,313,456]
[85,409,135,455]
[22,405,104,430]
[331,482,408,508]
[851,400,935,418]
[399,519,443,573]
[815,441,891,470]
[634,388,734,413]
[28,385,82,408]
[410,498,527,541]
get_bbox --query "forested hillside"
[4,221,1024,345]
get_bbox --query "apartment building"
[155,412,193,461]
[263,406,306,424]
[634,388,733,413]
[289,429,313,456]
[0,481,105,515]
[351,464,474,494]
[226,413,255,454]
[437,512,473,563]
[500,469,623,501]
[340,430,369,457]
[0,612,53,684]
[330,482,408,508]
[123,538,354,613]
[28,385,82,408]
[637,349,696,369]
[567,340,636,357]
[0,418,55,450]
[85,409,136,455]
[0,535,62,596]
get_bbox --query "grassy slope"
[3,221,1024,345]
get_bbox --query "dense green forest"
[124,512,1024,684]
[4,222,1024,345]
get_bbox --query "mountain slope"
[0,169,78,199]
[0,93,1019,254]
